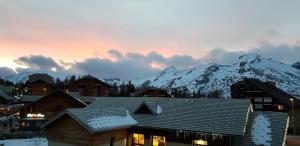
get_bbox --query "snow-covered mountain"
[132,53,300,99]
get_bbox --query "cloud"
[14,55,63,72]
[0,67,16,78]
[7,50,200,80]
[203,48,244,64]
[204,42,300,65]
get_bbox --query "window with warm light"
[133,133,144,145]
[193,139,207,146]
[278,105,284,111]
[152,136,166,146]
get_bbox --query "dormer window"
[134,103,153,114]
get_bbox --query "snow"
[251,114,272,146]
[87,111,137,130]
[132,53,300,99]
[157,105,162,114]
[0,138,48,146]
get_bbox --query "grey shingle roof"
[21,95,43,102]
[87,97,250,135]
[240,112,288,146]
[0,90,14,101]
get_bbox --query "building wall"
[93,129,128,146]
[29,82,52,96]
[289,109,300,134]
[47,115,93,146]
[65,78,110,97]
[20,91,85,118]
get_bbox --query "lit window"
[152,136,166,146]
[278,105,284,111]
[133,133,144,145]
[193,139,207,146]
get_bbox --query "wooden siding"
[93,129,128,146]
[47,114,93,146]
[65,78,111,97]
[29,81,52,96]
[20,91,85,118]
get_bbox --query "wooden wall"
[47,114,93,146]
[65,78,110,97]
[29,81,52,96]
[20,91,85,118]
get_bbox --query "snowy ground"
[0,138,48,146]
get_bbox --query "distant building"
[19,89,86,130]
[64,75,111,97]
[0,90,15,115]
[231,78,300,134]
[25,73,54,96]
[130,88,171,97]
[42,97,288,146]
[0,84,15,96]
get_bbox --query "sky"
[0,0,300,80]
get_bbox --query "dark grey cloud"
[14,55,63,72]
[0,67,16,78]
[7,51,200,80]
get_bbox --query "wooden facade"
[46,114,231,146]
[25,74,54,96]
[64,75,111,97]
[47,114,129,146]
[231,78,300,134]
[19,90,86,130]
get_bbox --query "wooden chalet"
[64,75,111,97]
[130,88,171,97]
[231,78,300,134]
[42,97,288,146]
[0,90,15,115]
[19,89,86,130]
[25,73,54,96]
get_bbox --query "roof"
[44,97,250,135]
[21,89,87,107]
[241,112,288,146]
[0,90,14,101]
[43,107,135,134]
[0,85,15,93]
[67,92,97,104]
[65,75,111,88]
[21,95,43,102]
[27,73,54,85]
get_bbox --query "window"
[278,105,284,111]
[110,137,115,146]
[193,139,207,146]
[57,103,62,109]
[152,136,166,146]
[133,133,144,145]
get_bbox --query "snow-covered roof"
[242,112,288,146]
[43,97,251,135]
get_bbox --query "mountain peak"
[238,53,263,64]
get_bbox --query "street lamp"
[289,98,296,135]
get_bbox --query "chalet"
[0,90,15,115]
[43,97,288,146]
[64,75,111,97]
[130,88,171,97]
[19,89,86,130]
[25,73,54,96]
[231,78,300,134]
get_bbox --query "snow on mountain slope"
[132,53,300,99]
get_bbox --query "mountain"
[132,53,300,99]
